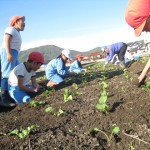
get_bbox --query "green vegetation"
[29,100,46,107]
[96,81,109,114]
[89,124,120,146]
[8,125,39,139]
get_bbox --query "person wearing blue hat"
[102,42,127,68]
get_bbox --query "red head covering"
[10,16,25,26]
[76,54,84,59]
[125,0,150,36]
[28,52,45,64]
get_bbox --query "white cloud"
[21,25,146,52]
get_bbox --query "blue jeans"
[8,85,39,104]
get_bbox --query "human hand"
[7,53,13,62]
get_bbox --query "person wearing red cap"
[7,52,45,104]
[69,54,85,74]
[125,0,150,83]
[0,16,25,107]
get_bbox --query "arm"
[18,76,37,92]
[4,34,13,62]
[57,60,68,76]
[138,58,150,82]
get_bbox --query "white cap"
[62,49,71,59]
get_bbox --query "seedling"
[142,82,150,92]
[101,70,107,81]
[96,90,109,113]
[72,83,78,90]
[55,107,66,117]
[123,69,129,79]
[8,125,39,139]
[42,88,55,96]
[64,89,73,102]
[96,81,109,113]
[29,100,46,107]
[45,106,66,117]
[89,124,120,146]
[45,106,54,113]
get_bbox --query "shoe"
[0,90,16,107]
[0,98,16,107]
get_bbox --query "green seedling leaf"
[112,125,120,134]
[29,100,46,107]
[55,107,65,117]
[45,106,54,113]
[18,133,25,139]
[72,83,78,90]
[9,129,19,135]
[22,129,29,136]
[98,95,107,103]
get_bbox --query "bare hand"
[7,53,13,62]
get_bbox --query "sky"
[0,0,147,52]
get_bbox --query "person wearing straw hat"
[125,0,150,83]
[45,49,71,87]
[0,16,25,107]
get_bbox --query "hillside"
[19,45,102,63]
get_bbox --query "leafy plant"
[101,71,107,81]
[123,69,129,79]
[45,106,54,113]
[142,82,150,92]
[96,81,109,113]
[8,125,39,139]
[55,107,66,117]
[45,106,65,117]
[72,83,78,90]
[64,89,73,102]
[29,100,46,107]
[42,88,55,96]
[89,124,120,146]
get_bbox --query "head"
[61,49,71,62]
[76,54,84,62]
[28,52,45,71]
[101,46,109,53]
[10,16,25,31]
[125,0,150,36]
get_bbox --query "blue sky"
[0,0,145,51]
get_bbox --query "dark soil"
[1,59,150,150]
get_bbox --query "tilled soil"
[0,60,150,150]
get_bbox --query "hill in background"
[19,45,101,63]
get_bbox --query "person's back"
[108,42,124,53]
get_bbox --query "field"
[0,59,150,150]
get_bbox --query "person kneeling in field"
[8,52,45,104]
[69,54,86,74]
[45,49,71,87]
